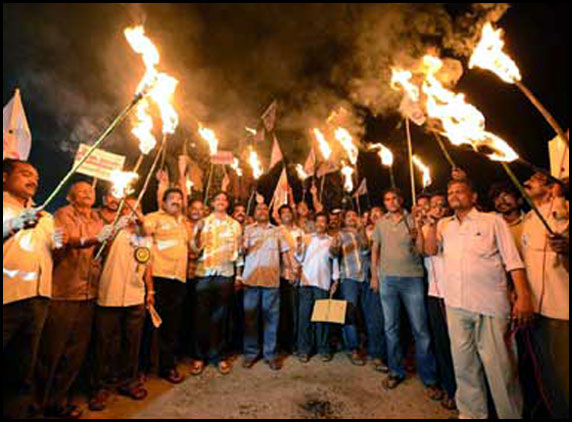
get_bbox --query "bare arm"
[510,268,534,326]
[370,240,380,292]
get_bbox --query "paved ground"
[81,354,457,419]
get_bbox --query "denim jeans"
[278,278,299,354]
[380,276,437,386]
[339,279,368,352]
[243,287,280,361]
[298,287,330,356]
[365,284,387,361]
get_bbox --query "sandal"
[348,351,366,366]
[426,385,445,402]
[217,360,232,375]
[373,359,389,373]
[45,404,84,419]
[118,384,148,401]
[88,389,111,412]
[441,396,457,411]
[163,369,185,384]
[382,375,404,390]
[190,360,205,376]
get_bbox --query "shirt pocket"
[466,225,495,258]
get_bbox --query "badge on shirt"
[134,247,151,264]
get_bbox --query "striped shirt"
[331,229,368,282]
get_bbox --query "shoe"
[268,359,282,371]
[298,354,310,363]
[163,369,185,384]
[382,375,405,390]
[373,359,389,373]
[88,389,110,412]
[242,358,257,369]
[320,353,333,362]
[426,385,445,402]
[348,351,366,366]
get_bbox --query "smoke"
[4,3,509,158]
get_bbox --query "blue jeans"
[365,284,387,361]
[380,276,437,386]
[298,287,330,356]
[339,279,368,352]
[243,287,280,361]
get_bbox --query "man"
[3,160,64,419]
[296,200,316,234]
[90,197,153,411]
[424,179,533,419]
[522,172,569,418]
[327,209,342,236]
[232,203,247,226]
[191,191,242,375]
[97,190,120,225]
[277,205,304,355]
[36,181,113,419]
[489,182,526,255]
[143,188,189,384]
[295,212,339,363]
[241,203,292,370]
[329,210,369,366]
[371,189,440,398]
[417,192,457,410]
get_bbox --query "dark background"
[3,3,569,212]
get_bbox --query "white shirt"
[296,233,340,291]
[437,208,525,317]
[522,201,569,321]
[98,229,152,307]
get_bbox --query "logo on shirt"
[134,247,151,264]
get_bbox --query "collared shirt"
[297,219,316,234]
[437,208,525,317]
[242,223,290,288]
[52,205,104,301]
[186,220,201,280]
[332,229,368,282]
[423,225,445,299]
[279,225,304,281]
[497,211,526,257]
[372,212,424,278]
[96,208,117,225]
[3,192,55,305]
[195,213,242,278]
[98,229,151,307]
[144,210,189,283]
[296,233,340,291]
[522,201,569,320]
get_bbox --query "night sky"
[3,3,569,212]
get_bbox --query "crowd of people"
[3,157,569,419]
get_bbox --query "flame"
[370,143,394,167]
[312,128,332,161]
[149,73,179,135]
[124,26,160,95]
[421,55,519,162]
[110,171,139,199]
[231,158,243,177]
[341,163,355,192]
[334,127,359,165]
[245,127,257,136]
[412,155,432,188]
[131,99,157,155]
[198,124,219,156]
[295,164,309,181]
[248,148,263,180]
[469,23,521,84]
[185,178,194,193]
[391,69,420,102]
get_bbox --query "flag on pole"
[269,135,284,170]
[399,96,426,126]
[316,160,339,178]
[303,147,316,176]
[549,132,569,178]
[261,100,278,133]
[270,167,290,210]
[3,89,32,160]
[354,178,368,197]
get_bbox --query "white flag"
[354,178,368,197]
[549,132,569,179]
[303,147,316,176]
[271,168,290,210]
[3,89,32,160]
[269,135,283,169]
[261,100,278,132]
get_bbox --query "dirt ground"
[81,354,457,419]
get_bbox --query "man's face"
[297,202,309,218]
[69,182,95,208]
[493,192,520,215]
[316,216,328,234]
[164,192,183,216]
[384,192,403,213]
[280,208,294,225]
[370,207,383,224]
[103,193,119,212]
[448,182,476,211]
[189,201,204,222]
[361,212,370,226]
[430,195,449,220]
[213,193,229,213]
[524,174,551,201]
[233,205,246,224]
[417,197,431,212]
[255,203,269,223]
[344,211,358,228]
[328,213,341,230]
[3,163,39,201]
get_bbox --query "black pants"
[93,305,146,390]
[179,278,198,358]
[36,300,95,410]
[278,278,299,354]
[3,297,50,418]
[154,278,186,375]
[228,288,245,355]
[426,296,456,398]
[194,276,234,364]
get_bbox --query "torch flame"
[198,124,219,156]
[295,164,309,181]
[421,55,519,163]
[391,69,420,102]
[412,155,432,188]
[248,148,263,180]
[334,127,359,165]
[110,170,139,199]
[131,99,157,155]
[185,178,194,194]
[370,143,394,167]
[245,127,258,136]
[341,163,355,192]
[231,158,243,177]
[312,128,332,161]
[149,73,179,135]
[469,23,521,84]
[124,26,160,95]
